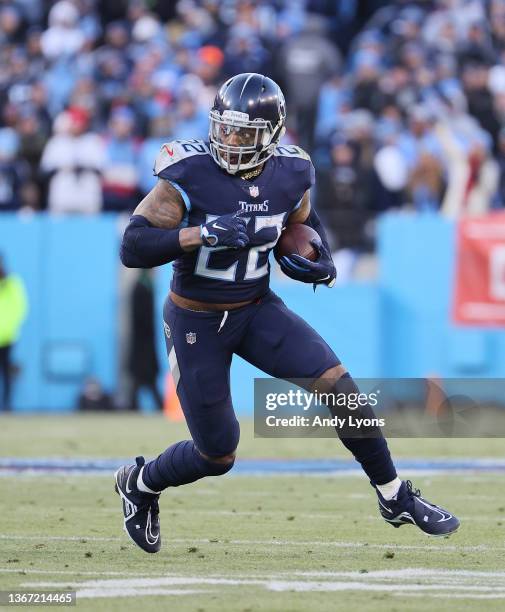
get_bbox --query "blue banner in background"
[1,212,504,412]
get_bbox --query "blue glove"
[248,224,280,246]
[200,211,249,248]
[279,239,336,288]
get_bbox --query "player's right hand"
[200,211,249,248]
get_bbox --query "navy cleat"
[376,480,460,537]
[114,456,161,553]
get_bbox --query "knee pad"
[196,417,240,459]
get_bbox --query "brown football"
[274,223,320,263]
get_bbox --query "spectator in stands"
[0,128,27,212]
[40,107,104,214]
[0,0,502,249]
[372,140,409,213]
[397,106,444,171]
[462,62,502,151]
[40,1,85,60]
[171,92,208,141]
[17,108,46,188]
[497,127,505,207]
[102,107,140,213]
[407,153,445,212]
[138,115,173,196]
[316,134,374,253]
[277,13,341,151]
[223,25,270,78]
[438,125,499,217]
[0,253,27,411]
[0,5,24,46]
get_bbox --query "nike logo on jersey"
[163,145,174,156]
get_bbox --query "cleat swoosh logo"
[378,498,394,514]
[416,498,452,522]
[145,508,160,545]
[125,470,136,494]
[438,513,453,522]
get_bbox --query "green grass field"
[1,415,505,611]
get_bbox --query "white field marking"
[0,534,121,542]
[8,568,505,589]
[267,582,505,594]
[21,569,505,600]
[1,534,502,553]
[402,593,505,600]
[0,568,154,577]
[24,578,269,588]
[290,568,505,580]
[77,588,207,599]
[23,568,505,587]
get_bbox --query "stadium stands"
[0,1,503,249]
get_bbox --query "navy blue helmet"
[209,73,286,174]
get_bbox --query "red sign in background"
[453,212,505,326]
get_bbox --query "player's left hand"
[279,240,336,288]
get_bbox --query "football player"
[116,73,459,553]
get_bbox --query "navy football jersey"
[154,139,314,303]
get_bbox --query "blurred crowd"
[0,0,504,254]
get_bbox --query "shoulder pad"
[274,145,311,161]
[154,140,210,176]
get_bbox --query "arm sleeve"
[303,207,331,254]
[120,215,185,269]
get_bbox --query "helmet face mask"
[209,74,286,174]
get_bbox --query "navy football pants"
[163,290,339,458]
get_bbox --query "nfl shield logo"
[249,185,259,198]
[186,332,197,345]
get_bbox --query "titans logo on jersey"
[154,139,315,303]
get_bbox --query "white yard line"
[77,588,207,599]
[18,569,505,600]
[0,568,152,577]
[0,534,121,542]
[21,568,505,587]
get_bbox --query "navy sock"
[142,440,234,491]
[332,373,397,486]
[339,436,397,486]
